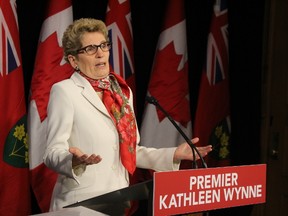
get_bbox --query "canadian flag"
[140,0,192,152]
[28,0,73,212]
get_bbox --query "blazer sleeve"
[127,88,180,171]
[136,145,180,171]
[43,83,78,181]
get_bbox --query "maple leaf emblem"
[149,42,190,127]
[30,32,73,122]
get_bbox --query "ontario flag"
[28,0,73,212]
[193,0,231,167]
[105,0,135,99]
[105,1,141,214]
[140,0,192,155]
[0,0,31,215]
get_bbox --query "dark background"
[16,0,266,215]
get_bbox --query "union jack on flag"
[0,0,21,77]
[194,0,231,167]
[0,0,31,214]
[205,0,228,86]
[105,0,134,82]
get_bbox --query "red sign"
[153,164,266,216]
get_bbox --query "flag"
[105,1,141,214]
[105,0,136,98]
[0,0,31,215]
[140,0,192,152]
[193,0,230,167]
[28,0,73,212]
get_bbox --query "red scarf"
[80,71,136,174]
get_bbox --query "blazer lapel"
[71,72,111,118]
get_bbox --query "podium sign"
[153,164,266,216]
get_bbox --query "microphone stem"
[149,97,207,168]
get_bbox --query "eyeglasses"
[77,42,112,55]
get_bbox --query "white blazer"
[43,72,179,211]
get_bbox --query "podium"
[65,164,266,216]
[65,180,153,215]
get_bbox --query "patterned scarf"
[80,71,136,174]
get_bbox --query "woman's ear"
[68,55,77,68]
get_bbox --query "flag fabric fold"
[0,0,31,215]
[105,0,136,99]
[28,0,73,212]
[105,1,140,214]
[193,0,231,167]
[140,0,192,151]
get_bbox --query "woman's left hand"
[173,137,212,162]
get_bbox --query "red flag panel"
[28,0,73,212]
[140,0,192,150]
[0,0,31,215]
[193,0,231,167]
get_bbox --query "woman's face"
[69,31,110,79]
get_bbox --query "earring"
[75,65,79,71]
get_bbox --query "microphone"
[146,95,207,169]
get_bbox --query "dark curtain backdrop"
[16,0,266,215]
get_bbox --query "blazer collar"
[70,72,111,118]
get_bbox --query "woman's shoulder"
[52,72,78,87]
[52,78,73,89]
[51,76,76,94]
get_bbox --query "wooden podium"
[65,164,266,216]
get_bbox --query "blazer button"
[113,145,118,151]
[111,164,117,170]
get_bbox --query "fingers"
[197,145,213,157]
[191,137,199,144]
[69,147,83,157]
[79,154,89,162]
[78,154,102,165]
[70,147,102,167]
[85,154,102,165]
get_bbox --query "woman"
[43,18,212,211]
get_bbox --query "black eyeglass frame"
[76,42,112,55]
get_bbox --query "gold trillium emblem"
[3,115,29,168]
